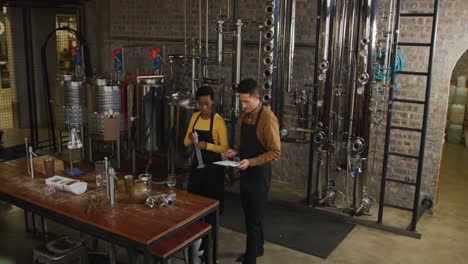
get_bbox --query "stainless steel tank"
[91,78,122,134]
[164,93,197,170]
[135,78,164,153]
[62,75,87,128]
[54,74,68,129]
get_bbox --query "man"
[223,78,281,264]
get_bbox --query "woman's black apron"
[187,112,225,213]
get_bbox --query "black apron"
[239,106,272,192]
[239,106,271,264]
[187,112,225,213]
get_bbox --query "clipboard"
[104,116,120,141]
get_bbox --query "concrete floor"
[0,143,467,263]
[218,143,468,264]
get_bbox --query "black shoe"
[235,251,264,262]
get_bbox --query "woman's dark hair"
[237,78,260,96]
[196,86,215,100]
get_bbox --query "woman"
[184,86,228,213]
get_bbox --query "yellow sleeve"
[206,115,229,153]
[183,113,198,146]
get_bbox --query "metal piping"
[192,47,197,97]
[217,13,224,64]
[184,0,187,58]
[287,0,296,93]
[235,19,243,86]
[206,0,209,60]
[23,7,38,148]
[257,25,263,86]
[199,0,202,56]
[270,0,281,116]
[29,146,35,179]
[329,0,349,156]
[234,19,243,116]
[277,0,289,123]
[322,0,337,205]
[307,0,322,206]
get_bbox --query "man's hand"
[222,149,238,159]
[239,159,250,170]
[197,141,207,149]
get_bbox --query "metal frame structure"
[378,0,440,233]
[307,0,440,238]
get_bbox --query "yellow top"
[183,112,229,154]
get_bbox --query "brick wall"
[368,0,468,208]
[87,0,468,207]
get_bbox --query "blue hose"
[375,50,404,81]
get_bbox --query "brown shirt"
[235,104,281,167]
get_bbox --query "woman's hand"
[222,149,238,159]
[239,159,250,170]
[197,141,207,149]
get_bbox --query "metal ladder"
[378,0,440,232]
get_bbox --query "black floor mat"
[220,191,355,259]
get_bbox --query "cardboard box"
[33,155,64,176]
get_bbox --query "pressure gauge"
[279,127,289,138]
[0,21,5,35]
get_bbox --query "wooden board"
[33,155,65,175]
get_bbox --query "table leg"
[117,139,121,169]
[132,149,136,173]
[127,247,138,264]
[24,210,31,232]
[32,212,37,234]
[89,137,93,163]
[188,244,195,264]
[213,208,219,264]
[40,216,48,240]
[108,242,116,264]
[207,230,213,264]
[144,248,153,264]
[58,129,62,152]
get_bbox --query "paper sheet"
[213,160,240,167]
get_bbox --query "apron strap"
[192,112,215,133]
[254,106,264,128]
[192,112,203,133]
[241,105,264,130]
[209,112,214,133]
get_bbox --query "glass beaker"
[166,174,176,193]
[43,158,55,177]
[95,161,107,187]
[138,173,152,190]
[124,175,134,194]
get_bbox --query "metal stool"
[33,236,89,264]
